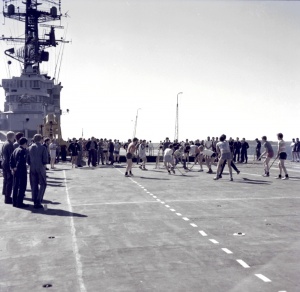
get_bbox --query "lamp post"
[133,108,141,139]
[174,92,183,142]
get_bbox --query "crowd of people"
[1,131,296,207]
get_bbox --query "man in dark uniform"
[27,134,48,209]
[13,132,24,149]
[86,137,98,167]
[2,131,15,204]
[240,138,249,163]
[10,137,29,208]
[233,137,241,163]
[255,138,261,161]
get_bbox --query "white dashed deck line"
[236,259,250,268]
[153,196,157,198]
[255,274,272,282]
[209,239,219,244]
[222,248,233,254]
[176,213,182,216]
[190,223,198,228]
[64,171,87,292]
[146,192,151,194]
[182,217,190,221]
[199,231,207,236]
[170,209,176,212]
[160,202,165,204]
[165,205,170,208]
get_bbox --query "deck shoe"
[276,174,282,179]
[282,174,289,180]
[34,204,44,209]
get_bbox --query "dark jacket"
[27,142,48,170]
[10,146,27,172]
[86,141,98,151]
[1,140,14,170]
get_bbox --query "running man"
[259,136,274,177]
[125,138,138,177]
[276,133,289,180]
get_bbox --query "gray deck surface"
[0,159,299,292]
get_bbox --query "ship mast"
[1,0,67,74]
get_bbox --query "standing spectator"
[86,137,98,167]
[49,139,57,169]
[1,131,15,204]
[13,132,24,149]
[229,137,234,155]
[102,138,109,165]
[97,138,104,165]
[108,139,115,165]
[204,136,212,150]
[233,137,241,163]
[240,138,249,163]
[255,138,261,161]
[149,140,154,156]
[114,140,121,164]
[290,138,296,162]
[27,134,48,209]
[68,138,80,168]
[77,138,84,167]
[60,144,67,162]
[295,138,300,162]
[42,137,50,169]
[10,137,29,208]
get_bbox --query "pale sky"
[1,0,299,142]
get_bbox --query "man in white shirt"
[138,140,147,170]
[163,144,175,174]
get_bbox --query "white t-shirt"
[216,141,230,153]
[114,142,121,151]
[278,140,286,153]
[202,149,214,157]
[189,145,197,156]
[139,144,147,158]
[205,140,212,149]
[164,148,173,157]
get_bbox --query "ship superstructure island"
[0,0,68,140]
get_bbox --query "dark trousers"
[13,170,27,206]
[241,150,248,163]
[233,149,240,162]
[109,152,114,164]
[256,149,261,160]
[98,149,104,165]
[220,160,239,175]
[2,168,13,200]
[30,168,47,205]
[88,149,97,166]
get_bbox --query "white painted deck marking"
[209,239,219,244]
[182,217,190,221]
[64,171,87,292]
[165,205,170,208]
[156,199,161,202]
[153,196,157,198]
[190,223,198,228]
[255,274,272,282]
[161,202,165,204]
[199,231,207,236]
[176,213,182,216]
[222,248,233,254]
[237,259,250,268]
[72,201,159,206]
